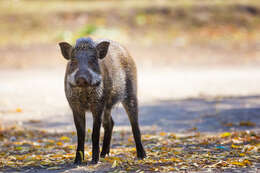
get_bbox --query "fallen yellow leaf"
[16,155,27,160]
[111,160,117,168]
[230,161,244,166]
[87,129,92,133]
[63,153,74,159]
[239,153,245,157]
[47,139,55,143]
[169,157,182,162]
[220,132,231,138]
[65,145,74,150]
[56,142,63,146]
[16,108,22,113]
[239,121,255,127]
[169,133,176,139]
[243,159,252,166]
[231,144,240,149]
[60,136,70,141]
[160,132,167,136]
[51,154,63,159]
[35,155,43,160]
[15,146,23,151]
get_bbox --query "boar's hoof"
[137,150,147,160]
[74,151,84,165]
[74,159,82,165]
[90,159,99,165]
[100,150,109,158]
[100,153,106,158]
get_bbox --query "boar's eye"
[89,57,98,64]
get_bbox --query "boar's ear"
[96,41,110,59]
[59,42,73,60]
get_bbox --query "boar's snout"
[75,70,101,87]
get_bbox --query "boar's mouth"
[67,68,102,88]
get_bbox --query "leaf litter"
[0,125,259,172]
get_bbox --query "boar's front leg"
[101,106,114,158]
[73,109,86,165]
[90,105,104,164]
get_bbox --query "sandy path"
[0,66,259,132]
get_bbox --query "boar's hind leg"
[73,109,86,164]
[101,107,114,158]
[122,95,146,159]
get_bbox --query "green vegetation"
[57,25,98,44]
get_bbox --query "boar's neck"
[65,80,104,111]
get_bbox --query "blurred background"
[0,0,260,133]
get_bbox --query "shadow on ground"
[26,95,260,133]
[112,95,260,133]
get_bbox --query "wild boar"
[58,37,146,164]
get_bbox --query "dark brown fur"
[59,38,146,165]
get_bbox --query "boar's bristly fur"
[59,37,146,165]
